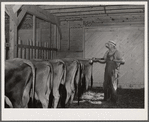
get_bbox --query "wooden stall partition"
[5,5,61,60]
[17,39,55,60]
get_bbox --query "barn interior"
[5,4,144,90]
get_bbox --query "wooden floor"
[69,87,144,108]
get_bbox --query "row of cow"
[5,58,93,108]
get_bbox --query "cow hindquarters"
[36,67,51,108]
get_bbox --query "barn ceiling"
[38,5,144,21]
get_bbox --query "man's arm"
[93,58,106,63]
[92,51,108,64]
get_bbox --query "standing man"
[92,40,125,103]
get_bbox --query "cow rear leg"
[70,92,75,104]
[38,94,49,108]
[65,92,71,106]
[53,88,60,108]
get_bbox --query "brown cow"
[31,59,66,108]
[78,59,93,91]
[5,58,35,108]
[61,58,81,107]
[48,59,66,108]
[30,60,53,108]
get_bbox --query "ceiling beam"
[38,5,104,10]
[39,5,144,10]
[58,12,144,21]
[55,10,144,18]
[48,6,144,14]
[49,8,105,14]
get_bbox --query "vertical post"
[83,27,85,58]
[68,21,70,50]
[55,25,57,58]
[53,24,57,59]
[50,23,53,59]
[9,14,18,59]
[33,15,36,59]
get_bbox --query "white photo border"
[1,1,148,121]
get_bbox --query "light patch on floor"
[73,91,104,104]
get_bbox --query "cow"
[60,58,81,107]
[30,60,53,108]
[77,59,94,94]
[31,59,66,108]
[5,58,35,108]
[48,59,66,108]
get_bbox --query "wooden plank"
[23,5,59,24]
[17,43,58,51]
[106,8,144,14]
[46,42,48,59]
[12,5,22,13]
[9,14,18,59]
[28,40,30,59]
[5,5,17,26]
[106,5,144,10]
[54,10,105,17]
[33,15,36,59]
[59,12,144,20]
[30,40,33,59]
[48,6,105,14]
[26,40,29,59]
[83,27,85,58]
[18,39,21,58]
[36,41,38,59]
[17,7,27,26]
[39,5,104,10]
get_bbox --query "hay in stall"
[73,91,104,104]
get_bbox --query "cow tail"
[77,63,82,106]
[91,64,93,88]
[49,63,54,91]
[23,60,35,106]
[62,62,66,85]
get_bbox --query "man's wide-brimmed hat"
[107,40,116,47]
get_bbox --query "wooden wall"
[58,12,144,89]
[56,21,83,58]
[82,12,144,89]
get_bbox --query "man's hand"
[92,57,96,61]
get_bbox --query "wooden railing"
[17,39,57,59]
